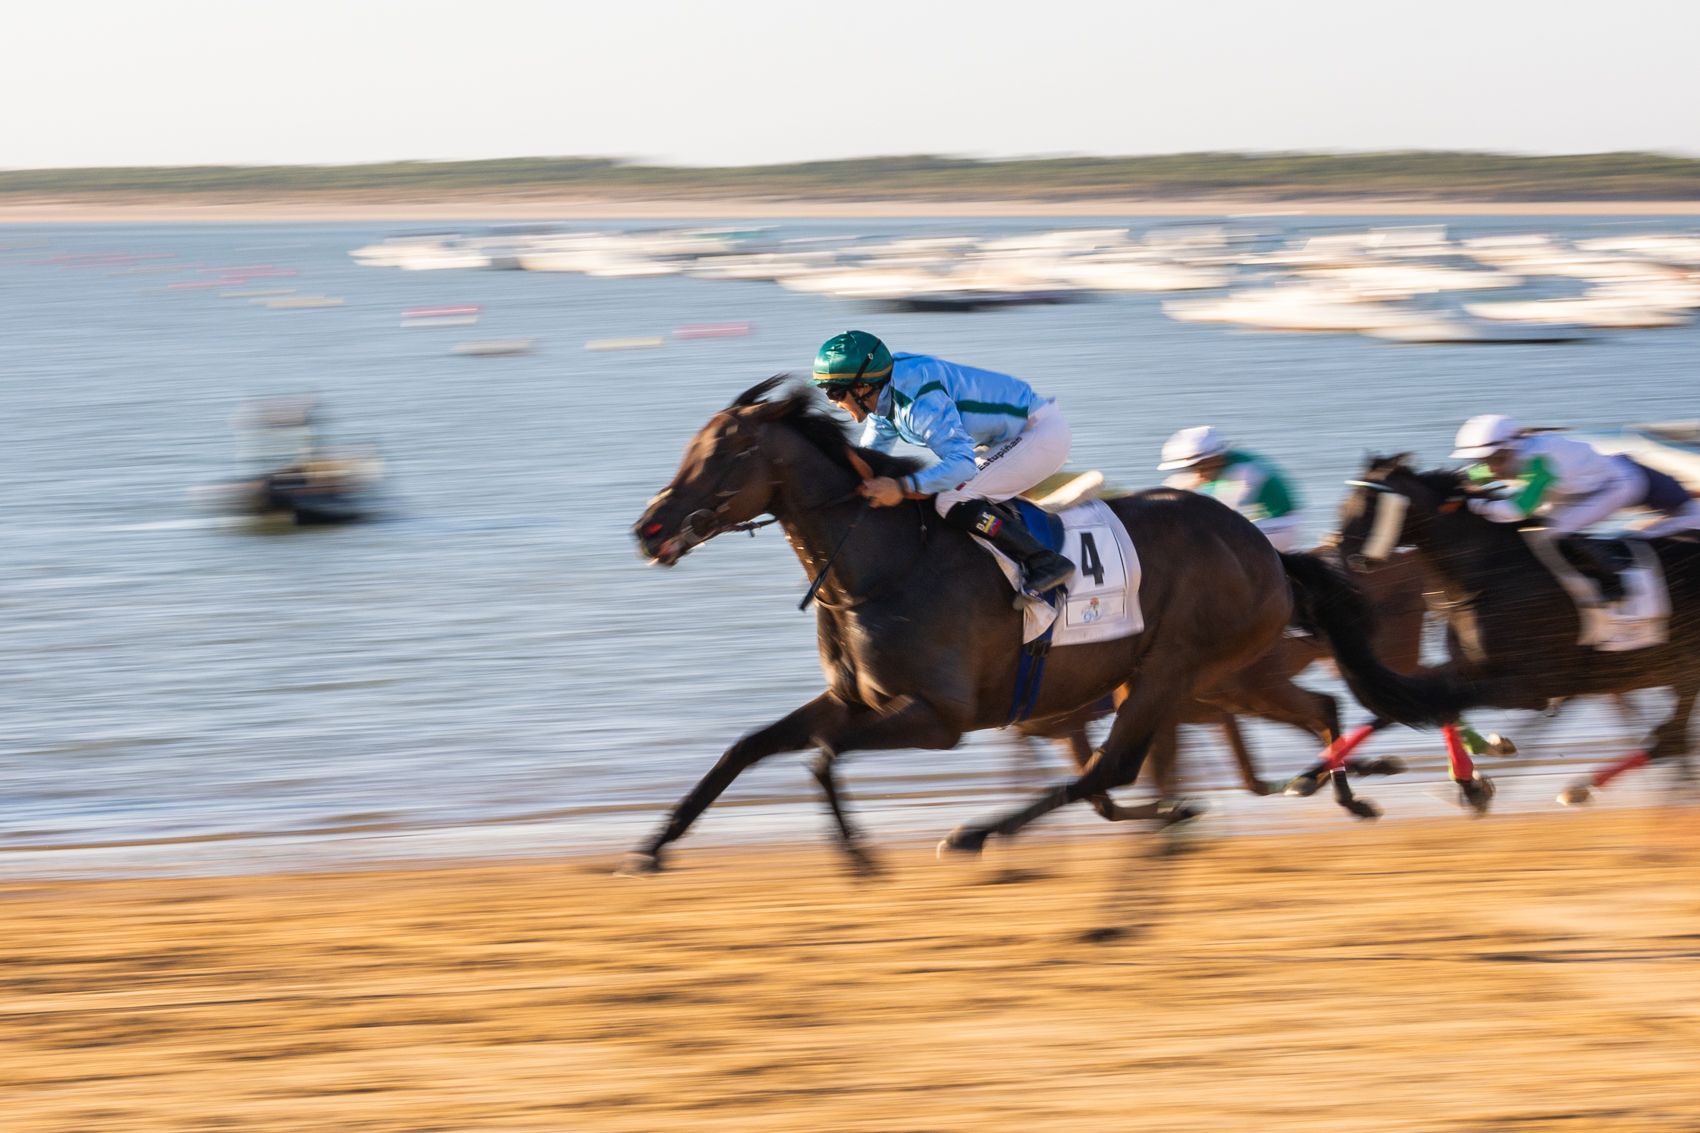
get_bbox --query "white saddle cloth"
[975,499,1145,646]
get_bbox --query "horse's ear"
[1389,451,1415,470]
[728,374,791,409]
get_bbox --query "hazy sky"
[6,0,1697,169]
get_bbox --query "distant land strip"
[6,151,1700,202]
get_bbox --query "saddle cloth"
[1578,539,1671,652]
[974,499,1145,646]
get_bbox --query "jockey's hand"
[858,477,904,508]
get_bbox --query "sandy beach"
[4,809,1699,1132]
[5,196,1700,224]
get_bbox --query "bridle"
[1343,478,1410,569]
[645,416,776,557]
[648,413,871,559]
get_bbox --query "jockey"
[1158,426,1305,551]
[1451,414,1699,603]
[811,330,1077,594]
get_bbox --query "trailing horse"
[1017,546,1435,819]
[627,379,1441,872]
[1336,455,1700,805]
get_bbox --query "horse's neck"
[769,434,924,601]
[1417,512,1545,600]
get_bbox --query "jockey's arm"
[1469,455,1556,522]
[900,393,981,497]
[1208,462,1261,517]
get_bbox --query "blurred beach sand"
[6,197,1700,223]
[4,809,1699,1131]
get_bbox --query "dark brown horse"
[626,378,1440,872]
[1335,456,1700,806]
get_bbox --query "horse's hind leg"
[1561,685,1697,806]
[941,683,1175,854]
[1058,724,1161,822]
[625,693,847,873]
[1219,716,1281,797]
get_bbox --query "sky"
[5,0,1698,169]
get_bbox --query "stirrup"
[1022,557,1075,596]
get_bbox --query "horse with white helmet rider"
[811,330,1077,595]
[1451,413,1700,604]
[1158,426,1306,552]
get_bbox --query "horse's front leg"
[809,697,964,874]
[622,693,848,874]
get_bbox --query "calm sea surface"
[2,215,1696,876]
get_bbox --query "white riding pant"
[933,403,1072,517]
[1256,513,1305,553]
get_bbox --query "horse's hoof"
[614,851,663,877]
[1558,780,1594,807]
[844,845,886,879]
[937,826,990,857]
[1347,756,1406,778]
[1483,733,1518,757]
[1342,796,1381,821]
[1253,780,1283,797]
[1458,776,1496,816]
[1283,772,1325,798]
[1157,799,1206,827]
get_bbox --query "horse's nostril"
[641,521,663,537]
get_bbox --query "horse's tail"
[1281,552,1470,727]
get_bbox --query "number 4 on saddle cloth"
[972,498,1145,647]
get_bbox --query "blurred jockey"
[811,330,1076,594]
[1451,413,1700,604]
[1159,426,1305,552]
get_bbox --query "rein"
[796,447,882,610]
[798,499,871,610]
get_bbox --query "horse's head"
[634,376,795,566]
[1337,453,1466,568]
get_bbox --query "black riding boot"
[1558,534,1625,604]
[944,500,1076,594]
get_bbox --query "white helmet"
[1450,414,1520,460]
[1158,425,1228,471]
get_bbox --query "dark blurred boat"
[196,397,387,525]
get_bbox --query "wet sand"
[4,809,1699,1131]
[5,196,1700,223]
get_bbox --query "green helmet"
[812,330,893,387]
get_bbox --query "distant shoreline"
[7,195,1700,224]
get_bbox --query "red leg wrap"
[1443,723,1476,783]
[1323,724,1377,772]
[1591,750,1649,789]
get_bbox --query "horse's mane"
[1366,453,1467,500]
[729,375,927,479]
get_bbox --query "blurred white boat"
[453,338,536,356]
[1573,235,1700,267]
[1164,285,1424,332]
[265,295,345,309]
[350,231,465,268]
[1297,262,1521,298]
[1463,295,1689,329]
[1363,315,1593,344]
[1051,256,1231,292]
